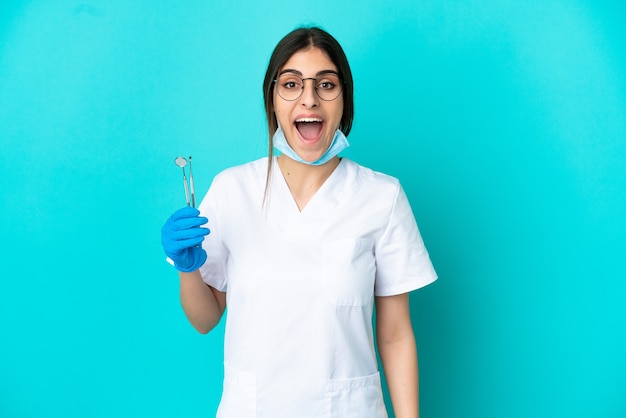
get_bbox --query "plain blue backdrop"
[1,1,625,417]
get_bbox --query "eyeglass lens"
[275,73,342,101]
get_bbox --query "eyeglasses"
[274,72,343,101]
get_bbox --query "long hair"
[261,27,354,205]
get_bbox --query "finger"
[170,206,200,221]
[169,235,207,252]
[172,216,209,230]
[170,226,210,242]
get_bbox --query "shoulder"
[205,158,268,207]
[211,157,268,188]
[341,158,400,196]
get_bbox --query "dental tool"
[188,156,196,208]
[174,156,192,207]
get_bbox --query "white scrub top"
[198,157,437,418]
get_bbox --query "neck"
[276,155,341,211]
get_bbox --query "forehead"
[280,47,338,74]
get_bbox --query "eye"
[279,76,302,90]
[317,75,340,90]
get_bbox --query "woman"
[161,26,437,417]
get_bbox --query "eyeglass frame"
[273,70,344,102]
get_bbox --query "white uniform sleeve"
[198,178,229,292]
[374,184,437,296]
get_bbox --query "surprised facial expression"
[273,47,344,164]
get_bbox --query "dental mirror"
[174,156,191,207]
[175,156,188,168]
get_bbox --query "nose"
[299,78,318,108]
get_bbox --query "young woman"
[161,26,437,418]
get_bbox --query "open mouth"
[295,118,324,141]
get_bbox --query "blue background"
[1,1,625,417]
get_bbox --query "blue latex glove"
[161,207,210,272]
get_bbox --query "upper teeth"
[296,118,322,123]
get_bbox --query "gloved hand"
[161,207,210,272]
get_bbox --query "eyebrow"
[279,69,340,77]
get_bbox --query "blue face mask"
[272,126,350,166]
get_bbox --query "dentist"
[161,26,437,418]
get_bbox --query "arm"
[161,206,225,334]
[376,293,419,418]
[179,270,226,334]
